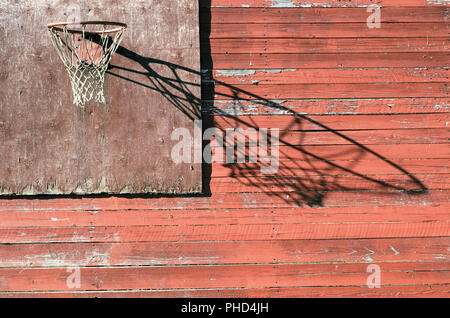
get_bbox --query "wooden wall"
[0,0,448,297]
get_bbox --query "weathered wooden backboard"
[0,0,202,195]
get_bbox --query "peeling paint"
[426,0,450,5]
[0,277,8,291]
[390,246,400,255]
[21,184,34,195]
[46,179,62,195]
[216,69,256,77]
[50,217,69,222]
[0,186,12,195]
[270,1,333,7]
[71,232,88,242]
[119,185,131,194]
[205,98,449,116]
[364,247,375,263]
[250,68,298,74]
[269,0,298,8]
[215,69,297,77]
[22,248,111,267]
[93,176,108,194]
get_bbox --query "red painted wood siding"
[0,0,448,297]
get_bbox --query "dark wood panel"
[0,0,202,195]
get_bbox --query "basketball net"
[48,23,126,107]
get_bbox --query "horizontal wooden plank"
[0,220,448,243]
[211,144,448,160]
[0,262,448,292]
[208,174,450,193]
[209,148,448,181]
[207,128,449,145]
[2,284,448,297]
[211,159,449,178]
[2,283,448,297]
[207,98,450,115]
[213,113,450,130]
[0,237,448,267]
[208,68,449,85]
[208,53,450,69]
[209,38,449,53]
[208,23,449,38]
[1,204,448,228]
[212,83,448,99]
[206,0,450,8]
[0,189,447,213]
[206,7,449,23]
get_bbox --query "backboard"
[0,0,202,195]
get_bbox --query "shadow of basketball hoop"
[104,2,428,207]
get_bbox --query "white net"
[48,22,126,107]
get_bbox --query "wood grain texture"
[207,98,449,115]
[0,262,448,292]
[1,220,448,244]
[0,189,448,212]
[209,68,448,85]
[212,83,448,99]
[206,0,450,8]
[0,0,202,195]
[1,205,449,227]
[208,23,449,38]
[209,53,450,69]
[0,1,448,298]
[213,113,449,130]
[209,38,449,53]
[1,284,448,298]
[1,237,449,267]
[206,7,449,23]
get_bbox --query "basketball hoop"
[47,21,127,107]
